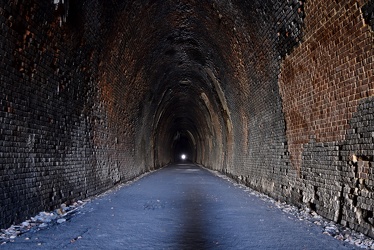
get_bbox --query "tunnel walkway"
[3,164,357,250]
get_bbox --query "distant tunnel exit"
[172,132,195,163]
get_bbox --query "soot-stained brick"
[363,0,374,31]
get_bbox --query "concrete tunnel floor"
[2,164,359,250]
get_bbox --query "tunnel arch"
[138,27,236,171]
[148,71,235,170]
[151,83,213,168]
[1,0,373,240]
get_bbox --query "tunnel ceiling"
[92,0,298,167]
[22,0,306,170]
[146,1,237,166]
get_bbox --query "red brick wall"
[279,0,374,173]
[278,0,374,234]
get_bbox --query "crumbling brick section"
[279,0,374,237]
[276,0,306,58]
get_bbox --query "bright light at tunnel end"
[181,154,187,160]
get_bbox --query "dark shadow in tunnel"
[176,181,211,249]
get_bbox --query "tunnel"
[0,0,374,240]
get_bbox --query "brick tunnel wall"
[225,0,374,237]
[1,0,374,238]
[0,0,152,228]
[278,0,374,235]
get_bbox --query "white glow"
[181,154,187,160]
